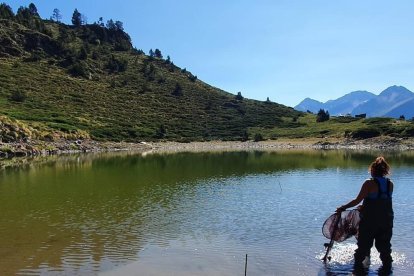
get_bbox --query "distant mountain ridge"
[295,86,414,118]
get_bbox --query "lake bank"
[151,137,414,153]
[2,136,414,159]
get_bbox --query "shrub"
[155,124,166,139]
[9,90,27,102]
[235,92,243,101]
[316,109,329,122]
[254,133,264,142]
[401,126,414,137]
[68,61,89,78]
[172,83,183,96]
[351,127,381,139]
[188,74,197,82]
[241,130,249,141]
[106,55,128,73]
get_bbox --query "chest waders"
[354,178,394,268]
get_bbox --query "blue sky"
[6,1,414,107]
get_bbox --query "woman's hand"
[336,206,345,213]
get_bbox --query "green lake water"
[0,150,413,275]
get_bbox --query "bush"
[316,109,330,122]
[365,117,394,125]
[106,55,128,73]
[351,127,381,139]
[331,116,360,123]
[241,130,249,141]
[235,92,243,101]
[9,90,27,102]
[254,133,264,142]
[188,74,197,82]
[401,126,414,137]
[68,61,89,78]
[172,83,183,96]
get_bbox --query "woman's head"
[369,156,390,177]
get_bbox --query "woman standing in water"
[336,156,394,273]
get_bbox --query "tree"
[172,83,183,96]
[115,20,124,31]
[235,92,243,100]
[241,130,249,142]
[154,49,163,59]
[28,3,39,16]
[316,109,330,122]
[79,46,88,60]
[51,8,62,22]
[254,133,264,142]
[0,3,14,19]
[16,6,31,21]
[155,125,166,139]
[148,49,155,58]
[106,19,115,30]
[399,115,406,121]
[71,9,82,26]
[98,17,104,27]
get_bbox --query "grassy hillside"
[0,7,301,142]
[250,114,414,140]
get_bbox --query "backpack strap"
[386,178,392,198]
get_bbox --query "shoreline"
[2,136,414,159]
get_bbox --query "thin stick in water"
[245,254,248,276]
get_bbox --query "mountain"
[294,91,375,115]
[351,86,414,117]
[294,98,324,113]
[295,86,414,118]
[324,91,376,116]
[384,98,414,119]
[0,4,300,142]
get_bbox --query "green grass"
[248,114,414,140]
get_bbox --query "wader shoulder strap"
[372,177,391,199]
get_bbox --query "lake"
[0,150,413,275]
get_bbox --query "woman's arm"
[336,180,371,212]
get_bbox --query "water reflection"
[0,150,413,275]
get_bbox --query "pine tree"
[316,109,330,122]
[115,20,124,31]
[51,8,62,22]
[0,3,14,19]
[106,19,115,30]
[28,3,39,16]
[71,8,82,26]
[235,92,243,100]
[154,49,163,59]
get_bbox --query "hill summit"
[0,3,300,143]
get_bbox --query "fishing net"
[322,209,360,242]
